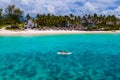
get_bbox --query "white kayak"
[57,52,72,55]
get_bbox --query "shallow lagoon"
[0,34,120,80]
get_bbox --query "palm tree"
[70,13,74,18]
[0,9,2,15]
[88,14,91,19]
[36,14,40,19]
[36,14,40,27]
[14,8,23,17]
[5,5,15,15]
[26,14,31,20]
[93,13,98,19]
[0,9,3,26]
[4,5,23,25]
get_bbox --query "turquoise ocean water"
[0,34,120,80]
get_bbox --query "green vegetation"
[0,5,23,30]
[0,5,120,31]
[0,9,3,26]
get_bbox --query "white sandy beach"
[0,29,120,36]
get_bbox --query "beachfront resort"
[0,5,120,33]
[0,1,120,80]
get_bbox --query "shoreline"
[0,29,120,36]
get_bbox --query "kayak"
[57,52,72,55]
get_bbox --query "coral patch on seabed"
[0,53,120,80]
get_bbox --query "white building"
[24,19,35,29]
